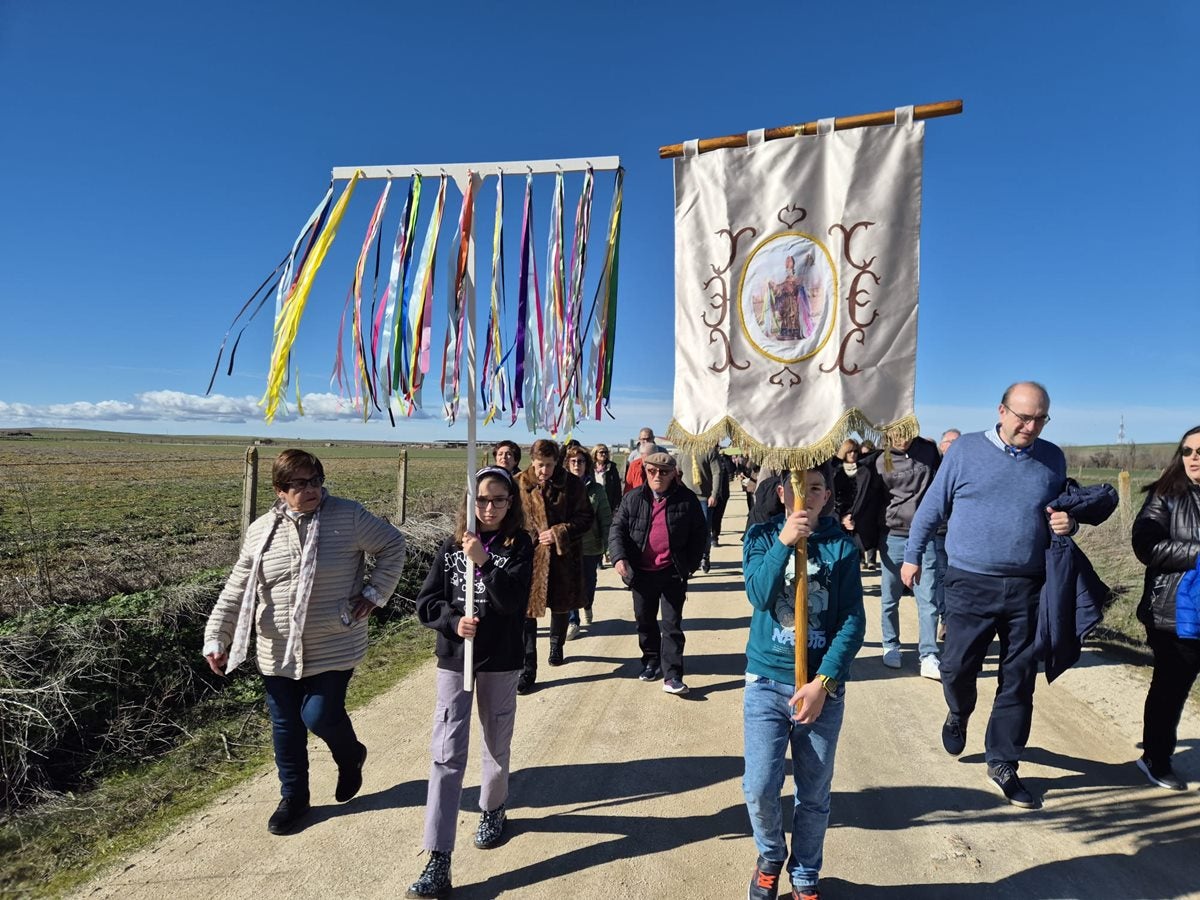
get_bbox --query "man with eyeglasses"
[900,382,1076,810]
[609,452,708,695]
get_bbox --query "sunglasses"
[645,465,673,477]
[1182,447,1200,458]
[282,476,324,491]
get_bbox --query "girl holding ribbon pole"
[408,466,533,899]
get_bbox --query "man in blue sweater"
[742,469,865,900]
[901,382,1076,809]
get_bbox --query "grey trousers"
[422,667,520,851]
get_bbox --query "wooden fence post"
[241,446,259,538]
[397,449,408,525]
[1118,469,1131,530]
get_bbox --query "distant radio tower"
[1117,415,1126,444]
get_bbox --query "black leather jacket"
[1132,484,1200,632]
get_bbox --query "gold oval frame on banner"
[736,231,839,365]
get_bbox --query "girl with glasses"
[1131,425,1200,792]
[409,466,533,897]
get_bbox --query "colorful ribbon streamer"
[440,174,475,423]
[262,171,360,423]
[481,175,511,425]
[207,184,332,394]
[398,174,448,411]
[586,167,624,416]
[375,176,421,407]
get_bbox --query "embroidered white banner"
[668,109,924,469]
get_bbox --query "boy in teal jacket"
[741,468,865,900]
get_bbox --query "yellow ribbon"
[261,171,361,422]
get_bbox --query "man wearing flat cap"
[609,451,709,695]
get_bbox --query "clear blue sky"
[1,1,1196,449]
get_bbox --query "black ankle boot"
[548,640,564,666]
[406,850,452,898]
[267,795,310,835]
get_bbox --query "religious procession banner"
[667,107,923,470]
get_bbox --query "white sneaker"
[920,655,942,681]
[882,648,902,669]
[565,622,581,641]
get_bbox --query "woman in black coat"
[835,441,882,571]
[1131,425,1200,791]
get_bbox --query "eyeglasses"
[475,496,511,509]
[282,476,324,491]
[596,450,609,456]
[1182,447,1200,458]
[1003,404,1050,427]
[645,466,673,477]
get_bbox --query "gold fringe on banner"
[666,410,920,472]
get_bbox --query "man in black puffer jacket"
[609,451,708,696]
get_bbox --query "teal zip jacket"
[742,514,865,685]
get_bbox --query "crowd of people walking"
[200,386,1198,899]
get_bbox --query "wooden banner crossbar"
[658,99,962,159]
[332,156,621,191]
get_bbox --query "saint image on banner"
[739,232,836,364]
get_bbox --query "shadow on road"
[828,774,1200,898]
[454,755,750,897]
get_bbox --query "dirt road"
[80,507,1200,899]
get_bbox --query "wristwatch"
[816,673,839,695]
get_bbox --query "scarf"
[842,462,858,477]
[226,498,322,673]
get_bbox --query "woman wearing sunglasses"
[203,450,407,834]
[1132,426,1200,791]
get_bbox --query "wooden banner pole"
[790,471,809,694]
[659,99,962,159]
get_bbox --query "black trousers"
[941,565,1041,767]
[711,493,729,541]
[631,568,688,681]
[1143,625,1200,765]
[522,613,569,675]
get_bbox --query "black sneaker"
[987,762,1039,809]
[1136,756,1188,791]
[474,804,507,849]
[701,554,711,573]
[406,850,452,899]
[662,677,690,695]
[267,795,310,835]
[942,713,967,756]
[638,664,660,682]
[748,855,783,900]
[335,741,367,802]
[517,671,536,694]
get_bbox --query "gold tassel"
[666,411,920,472]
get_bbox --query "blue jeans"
[742,675,845,890]
[879,532,940,659]
[262,668,358,800]
[932,533,948,618]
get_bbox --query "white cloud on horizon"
[0,390,1190,447]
